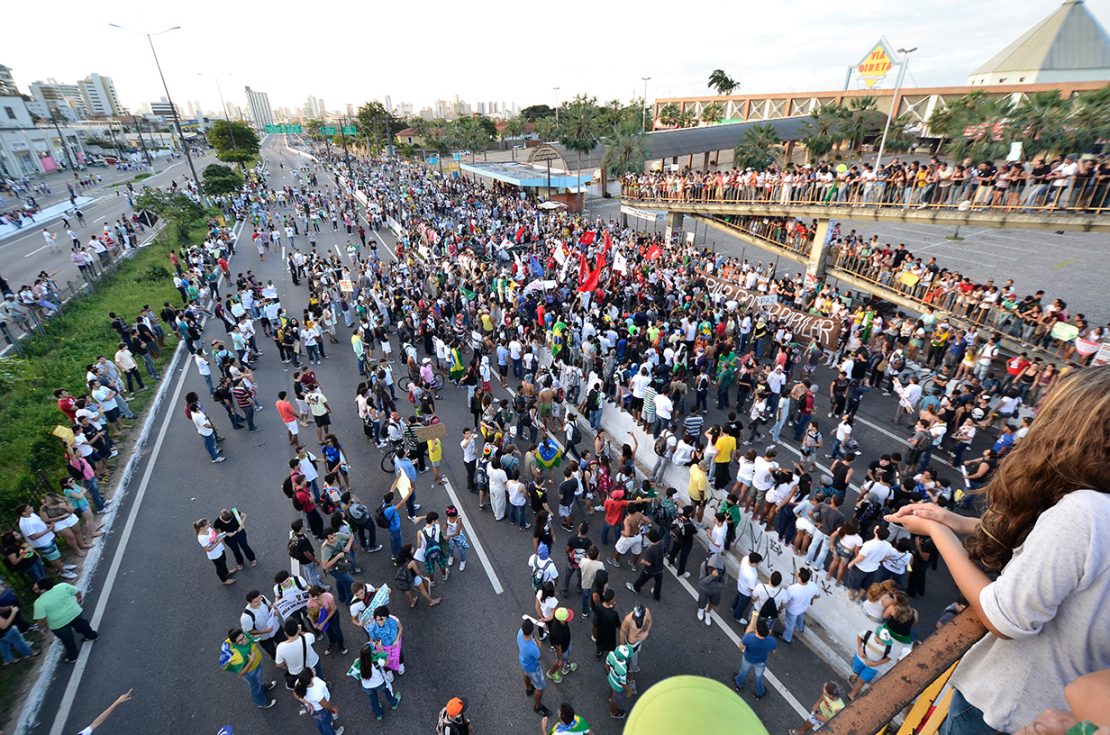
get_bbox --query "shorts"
[615,535,643,556]
[52,514,79,532]
[847,566,877,591]
[558,504,573,519]
[524,666,546,691]
[105,407,121,423]
[33,541,61,562]
[631,396,644,412]
[284,421,299,435]
[851,654,880,683]
[498,363,508,376]
[628,642,641,673]
[313,413,331,428]
[295,399,309,414]
[430,458,440,468]
[609,687,629,709]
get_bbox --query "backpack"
[374,503,392,530]
[348,503,371,528]
[514,393,527,414]
[757,586,784,628]
[291,494,304,512]
[654,431,672,457]
[474,461,489,491]
[568,422,581,445]
[530,558,553,591]
[287,535,302,559]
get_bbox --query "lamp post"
[553,87,561,122]
[48,110,78,180]
[874,46,917,172]
[641,76,651,133]
[199,72,237,150]
[110,23,205,203]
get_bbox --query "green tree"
[534,116,560,142]
[658,103,681,128]
[708,69,739,96]
[1012,90,1069,158]
[601,122,647,179]
[1069,84,1110,152]
[801,104,845,161]
[557,95,601,210]
[700,102,725,126]
[201,163,244,196]
[135,189,205,240]
[504,116,527,140]
[843,96,884,152]
[356,101,403,148]
[206,120,260,166]
[521,104,555,121]
[733,125,782,170]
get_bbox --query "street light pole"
[874,46,916,172]
[641,76,652,133]
[553,87,561,122]
[111,24,205,202]
[339,115,354,183]
[48,111,79,180]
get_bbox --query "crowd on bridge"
[2,138,1107,735]
[621,154,1110,212]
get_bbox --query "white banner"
[620,204,665,223]
[274,589,310,619]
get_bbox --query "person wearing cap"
[546,607,578,684]
[696,552,727,626]
[847,623,902,700]
[436,696,473,734]
[528,542,559,590]
[619,603,653,695]
[790,681,845,735]
[518,618,551,717]
[605,643,634,720]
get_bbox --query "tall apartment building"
[245,86,274,128]
[79,73,124,118]
[0,65,17,97]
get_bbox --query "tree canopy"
[201,163,244,196]
[206,120,259,165]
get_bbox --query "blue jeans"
[731,592,751,622]
[388,528,403,558]
[509,503,528,528]
[312,708,338,735]
[243,665,268,707]
[792,413,812,442]
[201,432,219,460]
[301,562,323,587]
[940,689,1000,735]
[783,610,805,642]
[602,521,618,546]
[0,626,34,664]
[332,570,354,605]
[83,476,105,511]
[449,537,468,565]
[735,657,767,697]
[589,408,602,431]
[581,587,591,616]
[364,682,399,718]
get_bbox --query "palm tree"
[557,95,601,210]
[677,108,698,128]
[733,124,782,170]
[700,102,725,126]
[505,116,527,160]
[843,96,883,152]
[1069,84,1110,152]
[708,69,738,96]
[926,102,964,155]
[1012,90,1069,158]
[801,105,844,162]
[658,103,682,128]
[601,122,647,196]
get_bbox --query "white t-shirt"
[241,601,280,640]
[19,514,55,549]
[536,590,559,620]
[302,676,331,712]
[855,539,894,573]
[785,582,821,615]
[630,373,652,398]
[488,466,508,495]
[191,410,214,436]
[752,457,777,492]
[275,632,320,674]
[198,529,225,560]
[736,557,759,596]
[653,393,673,420]
[92,386,117,412]
[508,479,527,507]
[836,422,853,443]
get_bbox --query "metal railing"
[621,177,1110,215]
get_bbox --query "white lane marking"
[442,478,504,595]
[669,570,810,717]
[23,243,50,258]
[45,342,194,735]
[93,215,108,223]
[850,413,954,470]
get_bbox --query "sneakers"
[335,728,345,735]
[367,545,384,553]
[258,699,277,709]
[607,557,621,567]
[391,692,401,710]
[697,608,705,621]
[459,561,466,571]
[534,706,551,717]
[212,456,227,463]
[551,671,563,684]
[625,582,638,594]
[61,571,78,580]
[611,710,627,719]
[264,681,277,692]
[63,563,78,570]
[705,613,713,626]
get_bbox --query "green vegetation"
[708,69,739,96]
[206,120,260,166]
[202,163,244,196]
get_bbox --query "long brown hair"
[967,366,1110,572]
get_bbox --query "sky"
[5,0,1107,117]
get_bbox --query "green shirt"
[33,583,83,629]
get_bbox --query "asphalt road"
[0,154,214,299]
[25,138,966,735]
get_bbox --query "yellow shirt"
[427,437,442,462]
[714,434,737,464]
[688,463,709,501]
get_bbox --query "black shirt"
[547,619,571,650]
[565,535,591,568]
[558,478,578,508]
[594,606,621,651]
[641,540,664,574]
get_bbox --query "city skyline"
[6,0,1106,121]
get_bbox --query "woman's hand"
[886,503,977,536]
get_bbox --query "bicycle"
[398,371,445,393]
[380,443,400,473]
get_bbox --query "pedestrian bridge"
[619,195,1110,234]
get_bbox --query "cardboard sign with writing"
[701,271,841,350]
[274,589,310,619]
[413,422,447,443]
[339,279,354,293]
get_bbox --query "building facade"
[245,86,273,129]
[79,74,123,118]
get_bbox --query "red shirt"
[295,488,316,513]
[604,497,630,526]
[276,400,297,423]
[57,396,77,421]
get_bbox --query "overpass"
[621,194,1106,367]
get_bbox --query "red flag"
[578,253,589,286]
[578,267,601,293]
[603,230,612,252]
[515,225,526,243]
[646,243,662,260]
[579,230,595,246]
[596,249,606,273]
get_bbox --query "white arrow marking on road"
[442,478,504,595]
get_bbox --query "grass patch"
[109,172,154,189]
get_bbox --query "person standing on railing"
[886,366,1110,735]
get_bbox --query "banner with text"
[701,271,841,349]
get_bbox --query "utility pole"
[134,118,153,168]
[641,76,651,133]
[106,119,124,162]
[339,115,354,183]
[875,46,917,172]
[49,111,79,181]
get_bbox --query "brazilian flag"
[449,348,465,381]
[536,437,562,469]
[551,320,567,358]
